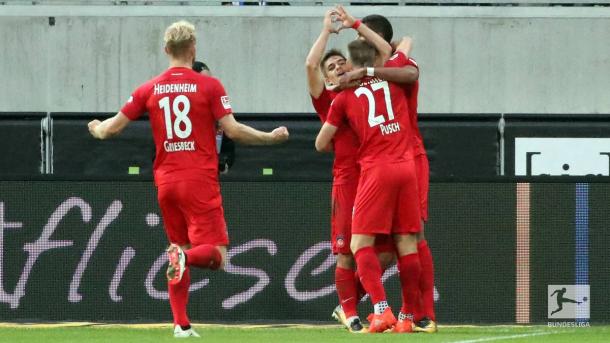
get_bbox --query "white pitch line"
[448,330,562,343]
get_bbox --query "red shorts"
[331,182,357,255]
[157,180,229,247]
[331,182,395,254]
[415,153,429,222]
[352,161,421,235]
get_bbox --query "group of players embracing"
[307,6,437,334]
[87,7,436,337]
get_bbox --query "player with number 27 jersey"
[327,77,420,236]
[121,67,232,186]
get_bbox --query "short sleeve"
[120,84,149,120]
[310,88,333,122]
[406,56,419,69]
[208,78,233,121]
[384,51,418,70]
[326,94,346,128]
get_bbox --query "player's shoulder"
[386,51,418,68]
[328,89,348,108]
[406,56,418,68]
[323,87,339,99]
[196,73,221,84]
[199,74,229,93]
[134,73,163,95]
[333,88,352,101]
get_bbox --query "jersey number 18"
[159,95,192,139]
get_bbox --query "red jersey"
[121,67,232,185]
[311,88,359,185]
[384,52,426,156]
[327,78,414,170]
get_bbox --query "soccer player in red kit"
[316,39,421,334]
[338,14,437,333]
[87,20,289,337]
[305,8,393,333]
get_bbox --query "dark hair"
[362,14,393,43]
[319,49,346,76]
[348,39,377,68]
[192,61,210,73]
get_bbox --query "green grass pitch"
[0,323,608,343]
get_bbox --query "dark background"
[0,180,607,323]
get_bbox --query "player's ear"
[190,44,196,60]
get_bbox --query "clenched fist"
[270,126,289,143]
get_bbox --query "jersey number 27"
[355,81,395,128]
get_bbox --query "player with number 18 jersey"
[121,66,233,247]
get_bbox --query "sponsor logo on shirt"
[221,96,232,110]
[153,83,197,95]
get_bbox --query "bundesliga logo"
[221,96,231,110]
[548,285,590,322]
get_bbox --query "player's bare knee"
[350,238,363,254]
[336,253,355,269]
[377,251,395,269]
[393,233,418,256]
[216,245,227,270]
[350,234,375,254]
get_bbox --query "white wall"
[1,6,609,113]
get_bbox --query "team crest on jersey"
[336,235,345,248]
[221,96,232,110]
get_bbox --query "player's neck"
[168,57,193,69]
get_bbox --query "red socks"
[185,244,222,270]
[397,253,421,319]
[169,244,222,328]
[418,240,436,321]
[354,247,386,305]
[353,270,367,301]
[335,267,359,318]
[168,267,191,327]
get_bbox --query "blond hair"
[164,20,196,57]
[348,39,377,68]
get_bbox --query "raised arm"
[392,36,413,57]
[339,36,418,87]
[88,112,131,140]
[219,114,289,146]
[335,5,392,63]
[305,10,337,98]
